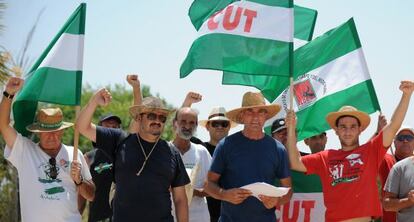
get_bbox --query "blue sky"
[1,0,413,151]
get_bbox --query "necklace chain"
[136,134,159,176]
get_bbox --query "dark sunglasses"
[396,134,414,142]
[142,112,167,123]
[49,157,58,180]
[210,121,230,128]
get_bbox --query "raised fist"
[5,77,24,95]
[126,74,140,88]
[93,88,112,106]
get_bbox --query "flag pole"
[73,105,81,161]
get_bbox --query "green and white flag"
[266,18,381,141]
[13,3,86,136]
[221,4,317,101]
[276,171,325,221]
[180,0,294,79]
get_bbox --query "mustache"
[150,123,162,127]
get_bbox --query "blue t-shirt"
[210,131,290,222]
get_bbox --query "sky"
[1,0,413,152]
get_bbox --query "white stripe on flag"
[198,1,293,42]
[39,33,84,71]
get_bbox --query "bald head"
[174,107,199,140]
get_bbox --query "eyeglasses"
[396,134,414,142]
[210,121,230,128]
[49,157,58,180]
[142,113,167,123]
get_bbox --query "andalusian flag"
[220,4,317,101]
[180,0,294,79]
[267,18,380,141]
[13,3,86,136]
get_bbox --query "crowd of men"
[1,75,414,222]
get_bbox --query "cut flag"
[180,0,294,79]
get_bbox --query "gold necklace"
[136,134,159,176]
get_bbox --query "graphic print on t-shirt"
[329,153,364,186]
[38,158,68,198]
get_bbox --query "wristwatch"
[3,91,14,100]
[75,174,84,186]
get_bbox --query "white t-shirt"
[4,133,92,222]
[180,143,212,222]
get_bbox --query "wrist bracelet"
[3,91,14,100]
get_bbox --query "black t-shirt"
[86,148,113,222]
[96,126,190,222]
[201,142,221,222]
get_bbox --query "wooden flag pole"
[73,105,81,161]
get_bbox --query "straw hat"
[199,107,237,128]
[129,96,174,119]
[226,92,280,124]
[326,106,370,131]
[26,108,73,133]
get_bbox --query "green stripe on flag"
[296,80,380,141]
[248,0,293,8]
[291,171,322,192]
[294,5,317,41]
[180,33,291,78]
[17,68,82,105]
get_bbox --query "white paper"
[241,182,290,199]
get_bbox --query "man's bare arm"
[76,88,112,142]
[0,77,24,149]
[383,190,414,212]
[285,110,307,172]
[172,186,189,222]
[382,81,414,147]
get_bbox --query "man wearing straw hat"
[204,92,292,222]
[285,81,414,222]
[0,77,95,222]
[76,88,190,222]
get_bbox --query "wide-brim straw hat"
[129,96,174,119]
[226,92,281,124]
[199,107,237,128]
[26,108,73,133]
[326,106,370,131]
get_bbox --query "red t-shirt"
[378,153,397,222]
[302,132,386,222]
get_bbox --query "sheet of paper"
[241,182,290,199]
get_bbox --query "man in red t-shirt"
[285,81,414,222]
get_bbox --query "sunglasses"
[142,112,167,123]
[210,121,230,128]
[396,134,414,142]
[49,157,58,180]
